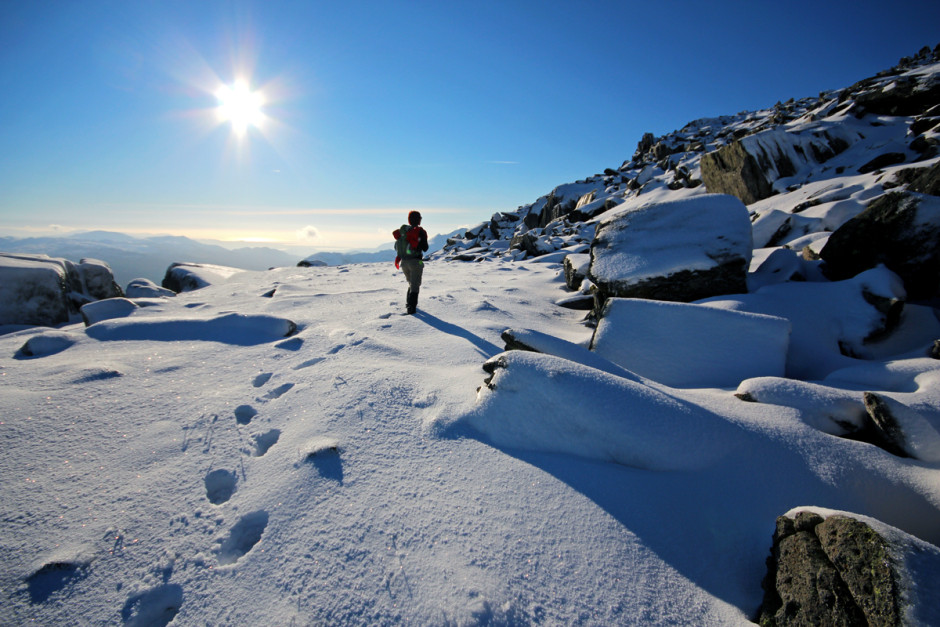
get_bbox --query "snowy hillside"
[437,46,940,275]
[2,47,940,625]
[3,260,938,625]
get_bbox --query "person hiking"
[393,210,429,315]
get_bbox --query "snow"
[164,262,246,292]
[2,258,939,625]
[590,298,790,388]
[699,265,910,380]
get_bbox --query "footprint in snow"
[120,583,183,627]
[252,429,280,457]
[298,436,343,483]
[204,469,237,505]
[252,373,273,388]
[293,357,325,370]
[234,405,257,425]
[26,558,90,604]
[215,510,269,566]
[413,393,437,409]
[276,337,304,351]
[258,382,294,402]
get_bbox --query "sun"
[215,80,265,136]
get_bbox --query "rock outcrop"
[700,127,855,204]
[0,253,123,327]
[820,192,940,300]
[759,512,901,626]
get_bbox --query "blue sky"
[1,1,937,251]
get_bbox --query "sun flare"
[215,80,265,136]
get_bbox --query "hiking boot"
[406,289,419,315]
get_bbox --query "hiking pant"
[401,258,424,291]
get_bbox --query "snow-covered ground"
[2,258,939,625]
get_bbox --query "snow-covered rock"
[699,265,909,380]
[0,254,72,327]
[449,350,746,470]
[76,258,123,301]
[13,330,82,358]
[590,298,791,388]
[863,392,940,462]
[80,298,139,326]
[85,312,297,345]
[700,125,859,204]
[562,253,591,290]
[735,377,869,435]
[125,278,176,298]
[162,262,246,293]
[0,253,122,327]
[588,194,752,304]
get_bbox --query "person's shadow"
[415,311,501,358]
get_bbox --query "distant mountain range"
[300,232,456,267]
[0,230,455,289]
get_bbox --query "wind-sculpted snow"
[735,377,870,434]
[699,265,909,380]
[591,298,790,388]
[442,350,748,471]
[85,312,297,345]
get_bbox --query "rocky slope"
[437,44,940,311]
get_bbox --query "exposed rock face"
[759,512,901,627]
[862,392,940,462]
[588,195,752,305]
[907,160,940,196]
[700,140,774,204]
[701,127,854,204]
[820,192,940,300]
[0,253,123,327]
[562,254,590,291]
[297,259,327,268]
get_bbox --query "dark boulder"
[759,512,901,627]
[908,160,940,196]
[820,192,940,300]
[861,392,940,462]
[857,152,907,174]
[78,258,123,301]
[562,254,590,291]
